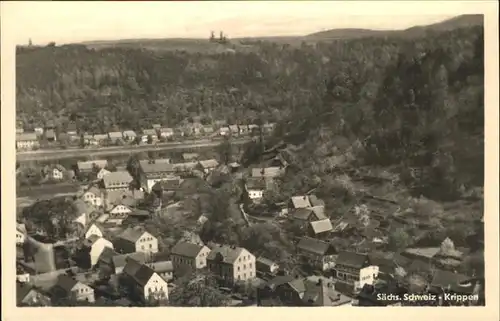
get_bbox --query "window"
[243,264,246,269]
[249,263,252,268]
[149,244,152,248]
[238,267,240,271]
[141,246,145,250]
[237,275,241,280]
[244,273,246,278]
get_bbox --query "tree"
[169,270,231,307]
[388,228,412,251]
[147,135,153,145]
[216,137,232,165]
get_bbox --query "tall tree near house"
[79,134,86,148]
[169,270,231,307]
[216,137,232,165]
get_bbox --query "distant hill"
[306,14,484,40]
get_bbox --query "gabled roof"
[84,222,104,237]
[336,251,369,269]
[308,195,325,207]
[102,171,133,188]
[108,132,123,139]
[123,130,137,137]
[402,247,441,260]
[152,124,162,129]
[199,159,219,169]
[291,196,311,209]
[251,167,283,179]
[98,246,119,265]
[118,227,150,243]
[297,237,337,256]
[86,186,102,197]
[430,269,470,289]
[207,245,246,264]
[266,275,295,290]
[292,208,314,220]
[93,134,109,141]
[45,129,56,139]
[84,234,105,247]
[229,125,239,132]
[123,258,157,287]
[77,160,108,171]
[256,257,277,269]
[17,283,38,303]
[310,206,327,220]
[16,132,38,141]
[171,242,205,258]
[302,278,346,306]
[112,251,148,269]
[182,153,199,161]
[142,129,157,135]
[147,261,173,273]
[139,160,174,174]
[160,127,174,133]
[53,274,79,293]
[309,219,333,234]
[73,199,93,215]
[245,177,267,190]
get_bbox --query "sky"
[1,1,470,45]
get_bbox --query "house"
[207,245,256,286]
[97,168,111,180]
[146,261,174,281]
[184,122,204,136]
[16,132,39,150]
[152,124,162,130]
[93,134,109,144]
[114,227,159,255]
[67,122,77,136]
[42,164,66,181]
[272,276,350,307]
[45,129,56,142]
[229,125,239,136]
[82,186,104,207]
[256,257,279,275]
[83,235,114,267]
[122,258,169,302]
[251,167,284,179]
[203,125,214,135]
[138,159,176,192]
[50,274,95,303]
[17,283,51,306]
[83,222,104,239]
[34,127,44,136]
[182,153,199,162]
[296,237,337,271]
[102,171,134,191]
[429,270,482,306]
[122,130,137,141]
[333,251,378,293]
[248,124,259,135]
[290,196,312,209]
[82,134,97,146]
[16,223,27,245]
[111,252,148,275]
[108,131,123,143]
[291,206,328,222]
[109,204,133,217]
[219,126,230,136]
[245,177,267,202]
[142,129,158,143]
[159,127,174,139]
[77,160,108,174]
[72,199,97,227]
[170,242,211,274]
[308,219,333,237]
[262,123,276,133]
[16,127,24,134]
[197,159,219,174]
[173,161,199,174]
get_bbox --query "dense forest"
[17,21,484,202]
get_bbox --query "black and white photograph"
[2,0,498,315]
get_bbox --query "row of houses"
[15,121,277,151]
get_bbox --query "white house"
[123,258,169,302]
[16,223,27,245]
[82,187,103,207]
[84,235,114,267]
[219,127,230,136]
[334,251,379,292]
[97,168,111,180]
[52,275,95,303]
[109,204,132,216]
[114,228,159,255]
[245,178,267,202]
[84,223,104,240]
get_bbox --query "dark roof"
[336,251,370,269]
[291,196,312,208]
[246,177,267,190]
[98,247,119,265]
[297,237,337,256]
[171,242,205,258]
[112,252,148,269]
[16,132,38,141]
[266,275,295,290]
[123,258,157,287]
[118,227,148,243]
[146,261,173,273]
[139,159,174,174]
[292,208,314,220]
[17,283,38,303]
[302,278,348,306]
[431,269,470,289]
[54,274,79,293]
[207,245,245,264]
